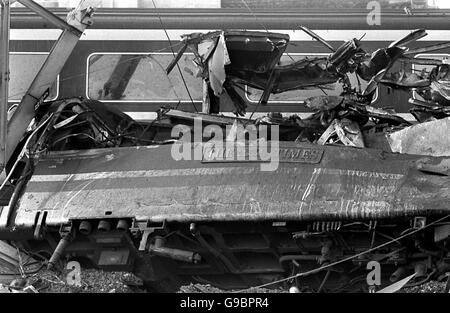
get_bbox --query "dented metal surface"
[9,142,449,228]
[388,117,450,157]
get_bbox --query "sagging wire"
[239,0,300,120]
[241,0,295,62]
[151,0,198,113]
[234,214,450,293]
[50,133,99,147]
[318,85,329,96]
[6,41,185,102]
[146,54,183,105]
[0,114,53,191]
[239,0,296,63]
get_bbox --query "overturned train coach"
[0,2,450,293]
[2,105,450,292]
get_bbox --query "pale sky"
[430,0,450,8]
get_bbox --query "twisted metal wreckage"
[1,0,450,293]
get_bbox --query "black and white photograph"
[0,0,449,307]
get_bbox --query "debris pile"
[0,269,144,293]
[178,283,287,293]
[162,28,450,157]
[35,28,450,160]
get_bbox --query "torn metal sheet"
[318,118,364,148]
[387,117,450,157]
[207,33,231,96]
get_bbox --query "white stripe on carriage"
[30,167,257,182]
[10,29,450,41]
[29,167,404,183]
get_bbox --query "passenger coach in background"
[7,2,450,120]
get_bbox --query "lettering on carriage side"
[202,146,324,164]
[173,117,280,171]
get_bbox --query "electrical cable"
[234,214,450,292]
[151,0,198,112]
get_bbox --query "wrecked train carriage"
[171,30,346,116]
[1,13,450,292]
[3,107,450,291]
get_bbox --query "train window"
[9,53,59,102]
[245,54,371,104]
[86,53,202,102]
[412,54,450,100]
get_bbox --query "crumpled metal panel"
[387,117,450,157]
[9,142,450,228]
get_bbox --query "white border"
[9,52,60,102]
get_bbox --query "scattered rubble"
[178,283,287,293]
[403,281,448,293]
[0,269,145,293]
[2,266,449,293]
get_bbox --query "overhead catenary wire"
[6,41,188,102]
[234,214,450,293]
[239,0,296,64]
[239,0,298,122]
[150,0,198,112]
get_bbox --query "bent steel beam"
[5,0,95,167]
[17,0,82,36]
